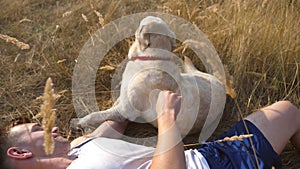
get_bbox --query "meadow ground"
[0,0,299,168]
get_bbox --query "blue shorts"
[198,120,282,169]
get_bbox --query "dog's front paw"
[70,114,105,130]
[70,118,80,129]
[70,118,85,130]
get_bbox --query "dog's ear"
[138,35,150,51]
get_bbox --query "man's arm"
[150,91,186,169]
[71,120,128,148]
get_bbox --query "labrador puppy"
[72,16,229,139]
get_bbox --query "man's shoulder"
[70,136,93,149]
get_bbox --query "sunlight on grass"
[0,0,299,167]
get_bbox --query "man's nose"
[52,127,59,133]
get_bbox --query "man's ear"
[7,147,33,159]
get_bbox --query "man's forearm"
[150,120,186,169]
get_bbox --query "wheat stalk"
[62,11,72,18]
[0,33,30,50]
[184,134,254,148]
[34,78,59,155]
[215,134,253,143]
[81,13,88,22]
[93,10,105,26]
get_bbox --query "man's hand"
[156,91,182,128]
[150,90,186,169]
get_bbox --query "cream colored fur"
[72,16,227,140]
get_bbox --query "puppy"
[72,16,228,140]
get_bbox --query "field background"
[0,0,299,168]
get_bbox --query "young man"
[1,91,299,169]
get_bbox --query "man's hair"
[1,117,32,169]
[0,125,16,169]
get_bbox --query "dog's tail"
[183,56,198,72]
[183,56,236,99]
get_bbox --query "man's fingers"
[155,90,181,115]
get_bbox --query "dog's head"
[128,16,176,60]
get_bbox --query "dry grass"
[0,34,30,50]
[0,0,299,168]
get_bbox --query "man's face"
[10,123,70,157]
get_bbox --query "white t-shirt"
[67,137,210,169]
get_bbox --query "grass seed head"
[34,78,59,155]
[216,134,253,143]
[0,34,30,50]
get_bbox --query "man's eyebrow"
[35,123,41,127]
[33,123,42,127]
[30,123,43,131]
